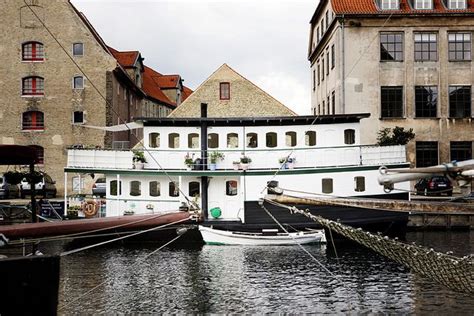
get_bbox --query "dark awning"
[0,145,37,165]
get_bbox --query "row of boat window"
[109,180,238,197]
[108,176,365,198]
[148,129,356,149]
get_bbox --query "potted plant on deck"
[240,155,252,170]
[209,151,225,170]
[184,153,194,171]
[132,150,147,169]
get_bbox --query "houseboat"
[65,110,411,239]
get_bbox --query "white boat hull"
[199,225,326,245]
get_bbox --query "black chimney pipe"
[200,103,208,220]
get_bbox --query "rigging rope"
[264,198,474,294]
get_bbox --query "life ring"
[82,200,99,218]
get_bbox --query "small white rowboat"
[199,226,326,245]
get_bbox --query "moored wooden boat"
[199,225,326,245]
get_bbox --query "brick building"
[309,0,474,168]
[0,0,191,195]
[170,64,296,118]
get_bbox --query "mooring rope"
[264,198,474,294]
[60,216,192,257]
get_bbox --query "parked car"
[0,175,20,199]
[92,177,106,197]
[415,176,453,196]
[20,173,57,198]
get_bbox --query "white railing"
[66,145,406,171]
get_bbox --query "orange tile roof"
[331,0,474,15]
[155,75,180,89]
[143,66,176,107]
[181,86,193,102]
[108,46,140,68]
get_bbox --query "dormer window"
[448,0,467,9]
[381,0,399,10]
[414,0,432,9]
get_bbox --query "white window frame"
[448,0,467,9]
[381,0,399,10]
[72,42,84,57]
[414,0,432,9]
[73,75,84,89]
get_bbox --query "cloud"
[72,0,317,115]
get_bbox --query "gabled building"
[0,0,191,194]
[169,64,296,118]
[309,0,474,168]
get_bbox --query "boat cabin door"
[208,178,242,221]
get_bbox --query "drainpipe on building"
[341,15,346,114]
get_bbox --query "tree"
[377,126,415,146]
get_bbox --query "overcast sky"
[72,0,317,114]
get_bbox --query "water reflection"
[58,232,473,314]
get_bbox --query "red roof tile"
[181,86,193,102]
[143,66,176,107]
[108,46,139,68]
[331,0,474,15]
[155,75,180,89]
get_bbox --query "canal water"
[56,231,473,314]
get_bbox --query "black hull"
[204,193,409,241]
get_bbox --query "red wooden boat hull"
[0,212,192,239]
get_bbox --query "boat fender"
[210,207,221,219]
[83,200,99,218]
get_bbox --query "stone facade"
[309,0,474,167]
[169,64,296,118]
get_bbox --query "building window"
[169,181,179,197]
[448,32,471,61]
[285,131,297,147]
[449,86,471,118]
[415,86,437,118]
[72,43,84,56]
[322,100,326,115]
[22,76,44,96]
[414,33,437,61]
[305,131,317,146]
[448,0,467,9]
[344,129,355,145]
[188,133,199,149]
[227,133,239,148]
[149,181,160,197]
[416,141,438,167]
[29,145,44,164]
[73,76,84,89]
[73,111,84,124]
[354,177,366,192]
[381,86,403,118]
[326,51,330,75]
[189,181,200,197]
[130,181,141,196]
[331,91,336,114]
[246,133,258,148]
[380,0,399,9]
[327,96,330,115]
[322,178,333,194]
[414,0,432,9]
[380,32,403,61]
[317,62,321,85]
[22,111,44,130]
[110,180,122,196]
[22,41,44,61]
[451,141,472,161]
[226,180,238,196]
[316,27,320,43]
[168,133,180,148]
[312,70,316,91]
[321,58,325,81]
[220,82,230,100]
[266,132,277,148]
[325,11,329,29]
[149,133,160,148]
[331,44,335,69]
[208,133,219,149]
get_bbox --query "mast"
[200,103,209,220]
